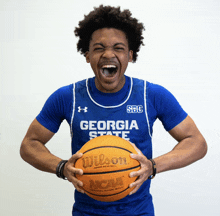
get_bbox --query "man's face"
[86,28,133,93]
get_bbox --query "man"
[20,5,207,216]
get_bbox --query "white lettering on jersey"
[129,120,139,130]
[127,105,143,113]
[107,121,115,130]
[97,121,106,130]
[80,120,139,140]
[89,121,97,130]
[80,121,88,130]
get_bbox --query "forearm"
[154,135,207,174]
[20,139,62,174]
[129,116,207,195]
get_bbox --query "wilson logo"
[89,177,124,190]
[82,154,127,169]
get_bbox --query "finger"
[129,183,141,195]
[68,152,83,163]
[63,163,83,184]
[129,169,144,178]
[129,142,142,155]
[68,166,83,176]
[76,187,85,194]
[68,175,83,187]
[73,178,84,194]
[73,181,85,194]
[68,174,84,194]
[129,176,144,188]
[130,153,147,164]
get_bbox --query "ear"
[128,50,133,62]
[85,51,90,63]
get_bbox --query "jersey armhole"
[144,81,152,138]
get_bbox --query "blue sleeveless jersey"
[37,76,187,216]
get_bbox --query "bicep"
[23,118,55,145]
[20,119,61,173]
[169,115,205,145]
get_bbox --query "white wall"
[1,0,220,215]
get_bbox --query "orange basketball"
[74,135,140,202]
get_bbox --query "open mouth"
[101,65,118,77]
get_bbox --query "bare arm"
[129,115,207,194]
[20,118,59,173]
[20,119,84,193]
[154,115,207,173]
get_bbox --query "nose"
[102,48,115,59]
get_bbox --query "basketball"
[74,135,141,202]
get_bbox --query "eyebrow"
[93,43,126,47]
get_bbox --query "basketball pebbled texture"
[75,135,141,202]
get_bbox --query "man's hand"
[63,153,84,194]
[129,143,153,195]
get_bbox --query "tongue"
[102,68,116,77]
[103,68,111,76]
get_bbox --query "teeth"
[101,65,117,76]
[102,65,117,69]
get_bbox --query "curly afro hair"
[74,5,145,62]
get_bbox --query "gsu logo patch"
[127,105,143,113]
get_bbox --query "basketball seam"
[83,165,140,175]
[82,146,133,154]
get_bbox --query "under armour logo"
[78,106,88,113]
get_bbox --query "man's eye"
[115,47,124,50]
[94,47,103,51]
